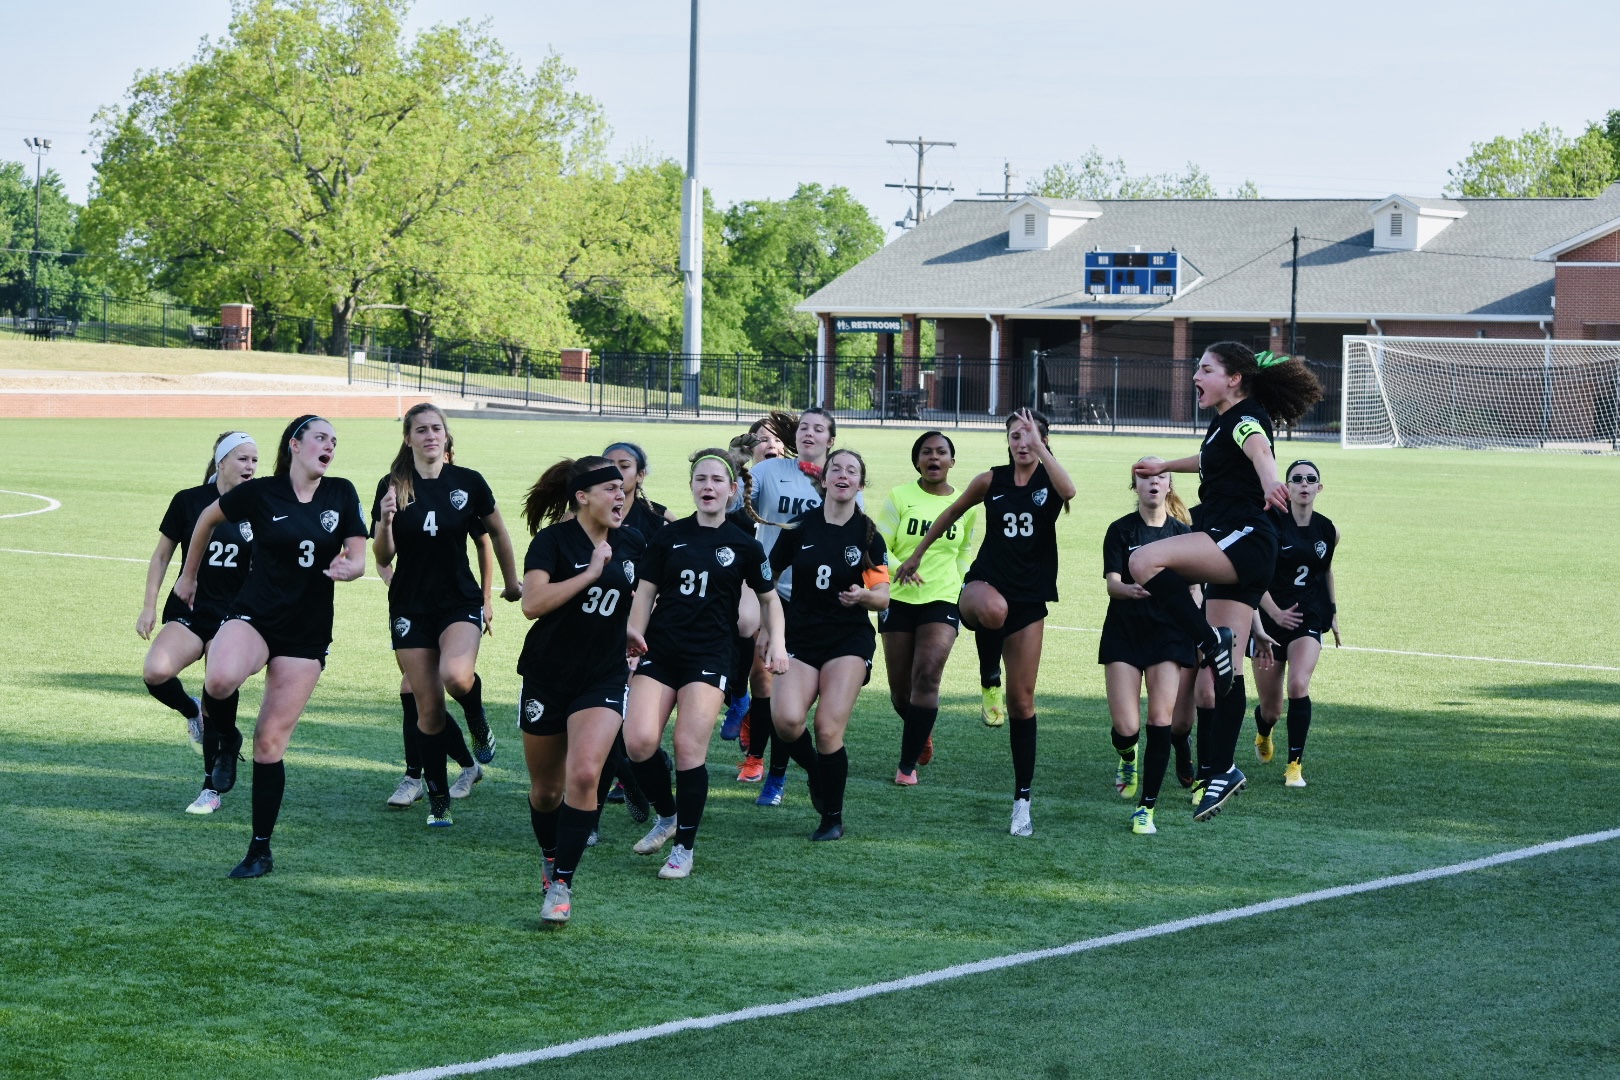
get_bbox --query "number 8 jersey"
[967,462,1063,602]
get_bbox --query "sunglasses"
[1288,473,1319,484]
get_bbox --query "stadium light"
[24,137,52,319]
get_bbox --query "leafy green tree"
[0,160,80,315]
[1034,149,1248,199]
[1445,121,1617,197]
[80,0,602,354]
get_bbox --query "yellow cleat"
[1255,731,1274,764]
[1284,761,1307,788]
[981,686,1006,727]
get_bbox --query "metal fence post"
[1112,356,1120,433]
[102,293,109,343]
[162,303,168,347]
[665,354,673,418]
[735,354,742,421]
[460,354,468,398]
[525,357,531,405]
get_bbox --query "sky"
[3,0,1618,240]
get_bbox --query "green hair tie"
[691,454,735,481]
[1254,350,1291,369]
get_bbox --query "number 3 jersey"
[518,519,645,686]
[369,464,497,614]
[968,462,1063,602]
[216,474,367,645]
[639,515,772,659]
[159,483,254,616]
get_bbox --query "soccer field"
[1,416,1616,1079]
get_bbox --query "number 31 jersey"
[518,519,645,686]
[639,515,771,658]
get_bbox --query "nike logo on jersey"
[1280,545,1295,550]
[701,670,717,676]
[801,544,814,550]
[673,543,687,549]
[272,515,288,522]
[573,562,590,569]
[1128,545,1141,552]
[990,494,1004,501]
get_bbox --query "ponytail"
[523,455,615,535]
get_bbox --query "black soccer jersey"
[159,483,254,615]
[1197,397,1275,523]
[640,515,771,658]
[768,506,887,642]
[518,519,644,684]
[623,496,669,540]
[1266,509,1337,628]
[217,474,367,645]
[1100,511,1192,641]
[370,464,496,614]
[967,463,1063,602]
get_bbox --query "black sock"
[765,700,791,776]
[203,690,240,737]
[250,759,285,841]
[1194,706,1216,781]
[748,697,774,759]
[673,765,709,849]
[596,753,617,807]
[1172,729,1192,779]
[1287,695,1312,763]
[441,716,473,769]
[782,729,819,785]
[1215,676,1247,773]
[611,731,644,800]
[1110,728,1138,761]
[730,634,753,699]
[400,693,423,778]
[529,799,559,861]
[630,751,676,818]
[452,675,488,740]
[1009,714,1037,801]
[553,801,594,886]
[976,628,1004,687]
[201,723,218,784]
[146,676,198,716]
[1255,702,1278,737]
[420,725,450,798]
[1139,725,1171,809]
[818,747,848,821]
[898,705,938,773]
[1142,569,1220,655]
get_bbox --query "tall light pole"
[23,137,51,318]
[678,0,702,404]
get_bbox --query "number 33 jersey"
[518,519,646,685]
[967,462,1063,602]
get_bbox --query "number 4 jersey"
[967,462,1064,602]
[518,519,646,687]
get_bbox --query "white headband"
[214,431,256,465]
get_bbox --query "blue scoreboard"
[1085,251,1180,296]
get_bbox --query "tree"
[80,0,603,354]
[0,161,80,315]
[1034,149,1252,199]
[1445,121,1617,198]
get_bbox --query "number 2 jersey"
[639,515,772,659]
[1265,509,1338,631]
[967,462,1063,602]
[159,482,254,619]
[517,519,645,688]
[369,464,497,615]
[216,474,367,647]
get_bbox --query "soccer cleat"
[1130,805,1157,835]
[658,843,694,879]
[917,735,934,766]
[1114,756,1139,799]
[1254,705,1275,763]
[720,692,750,741]
[585,829,599,848]
[1193,767,1247,822]
[187,697,205,750]
[387,775,425,808]
[1189,778,1208,806]
[981,686,1006,727]
[756,773,786,806]
[893,767,918,787]
[1203,626,1237,697]
[539,879,573,925]
[605,780,627,803]
[633,814,678,855]
[1010,797,1033,837]
[185,788,222,815]
[227,842,273,879]
[541,855,556,892]
[209,727,244,795]
[1177,761,1196,788]
[426,793,454,827]
[810,818,844,842]
[1284,761,1308,788]
[623,780,650,824]
[469,724,496,765]
[448,764,483,799]
[737,755,765,783]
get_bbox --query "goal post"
[1341,336,1620,453]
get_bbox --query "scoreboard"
[1085,251,1179,296]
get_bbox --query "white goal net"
[1342,336,1620,453]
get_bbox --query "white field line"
[0,489,61,519]
[0,546,383,581]
[1046,624,1620,673]
[376,827,1620,1080]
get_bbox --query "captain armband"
[1232,417,1267,447]
[862,566,891,590]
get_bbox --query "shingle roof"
[799,186,1620,320]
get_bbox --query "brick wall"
[1554,266,1620,338]
[1376,320,1545,339]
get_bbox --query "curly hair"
[1204,341,1325,425]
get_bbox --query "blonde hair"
[1132,456,1191,525]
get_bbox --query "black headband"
[1285,460,1321,477]
[576,465,624,492]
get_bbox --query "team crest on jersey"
[761,560,772,581]
[524,699,544,724]
[843,545,861,567]
[1031,488,1049,507]
[392,617,411,639]
[449,489,468,511]
[320,509,339,533]
[1315,540,1328,559]
[623,560,636,583]
[238,522,254,543]
[715,546,735,567]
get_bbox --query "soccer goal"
[1342,336,1620,453]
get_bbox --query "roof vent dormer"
[1370,195,1465,251]
[1006,196,1102,251]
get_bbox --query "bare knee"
[529,781,562,812]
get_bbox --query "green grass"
[0,415,1616,1080]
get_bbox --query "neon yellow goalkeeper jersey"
[875,480,979,606]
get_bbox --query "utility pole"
[679,0,702,403]
[1289,227,1299,357]
[977,160,1020,200]
[886,136,954,228]
[24,137,51,318]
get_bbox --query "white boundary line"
[0,489,61,519]
[1047,623,1620,673]
[0,547,146,564]
[376,828,1620,1080]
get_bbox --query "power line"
[885,136,954,229]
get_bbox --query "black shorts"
[519,671,627,737]
[879,599,961,636]
[1002,600,1048,638]
[1201,514,1279,608]
[1255,610,1325,653]
[787,623,876,684]
[1098,618,1197,670]
[221,614,328,667]
[634,645,730,693]
[162,594,228,644]
[390,607,484,650]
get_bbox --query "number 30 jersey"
[518,519,645,685]
[966,462,1064,602]
[639,515,771,659]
